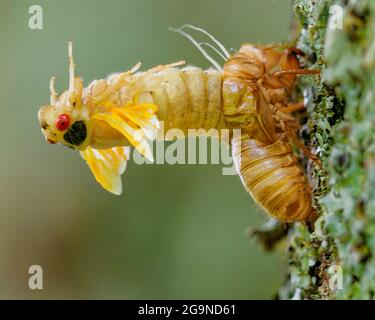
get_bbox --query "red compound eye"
[55,114,70,131]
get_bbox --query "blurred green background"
[0,0,292,299]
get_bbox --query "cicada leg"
[92,61,186,106]
[279,119,322,168]
[278,102,305,113]
[274,69,320,78]
[68,41,75,95]
[49,76,58,105]
[145,60,185,74]
[272,47,320,82]
[65,42,84,108]
[91,62,142,105]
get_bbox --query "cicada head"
[38,42,93,151]
[37,92,92,151]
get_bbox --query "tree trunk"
[255,0,375,299]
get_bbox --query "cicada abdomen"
[88,67,226,136]
[231,136,316,221]
[136,68,226,132]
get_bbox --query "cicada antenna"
[169,26,222,71]
[49,75,58,105]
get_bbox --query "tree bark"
[255,0,375,299]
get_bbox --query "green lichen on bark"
[277,0,375,299]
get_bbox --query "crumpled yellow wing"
[92,103,158,161]
[80,146,130,195]
[119,103,159,140]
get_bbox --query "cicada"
[38,26,319,222]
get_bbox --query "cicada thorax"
[222,45,317,222]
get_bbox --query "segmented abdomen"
[232,135,316,221]
[127,68,226,132]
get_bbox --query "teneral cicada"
[38,26,320,222]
